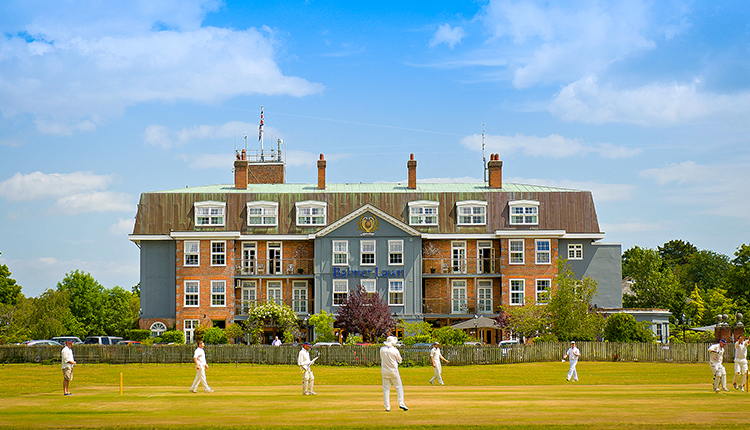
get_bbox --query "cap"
[719,339,727,344]
[303,342,311,346]
[570,340,576,344]
[433,341,439,345]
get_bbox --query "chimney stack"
[488,154,503,189]
[317,154,326,190]
[234,149,248,189]
[407,153,417,189]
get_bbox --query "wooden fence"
[0,342,724,366]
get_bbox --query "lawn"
[0,361,747,429]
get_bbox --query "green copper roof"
[154,182,581,194]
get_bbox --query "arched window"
[150,321,167,338]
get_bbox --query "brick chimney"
[234,149,248,189]
[407,153,417,189]
[317,154,326,190]
[488,153,503,189]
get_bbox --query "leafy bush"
[309,311,336,342]
[160,330,185,344]
[404,334,433,346]
[344,333,362,345]
[126,329,151,341]
[202,327,227,344]
[433,326,469,345]
[603,313,654,343]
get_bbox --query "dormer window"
[296,201,327,226]
[456,200,487,226]
[408,200,439,226]
[195,201,225,226]
[509,200,539,225]
[247,201,278,226]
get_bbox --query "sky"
[1,0,749,298]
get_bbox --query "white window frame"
[267,281,283,305]
[451,241,467,274]
[568,244,583,260]
[361,279,377,294]
[184,241,200,267]
[296,200,327,226]
[478,280,493,313]
[456,200,487,226]
[240,280,257,313]
[509,200,539,225]
[211,240,226,266]
[211,280,226,307]
[292,281,308,314]
[451,280,467,314]
[267,242,282,275]
[242,242,257,274]
[333,279,348,306]
[510,279,525,306]
[333,240,349,266]
[388,279,404,306]
[509,239,525,265]
[536,279,551,304]
[184,280,199,307]
[535,239,551,265]
[150,321,167,338]
[194,201,226,226]
[184,319,199,344]
[408,200,439,226]
[388,240,404,265]
[247,201,278,227]
[360,240,376,266]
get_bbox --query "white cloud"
[52,191,135,215]
[459,133,640,159]
[144,125,174,149]
[480,0,658,88]
[0,2,324,135]
[508,177,635,202]
[109,218,135,236]
[145,121,280,149]
[639,161,750,220]
[429,24,467,49]
[599,221,662,233]
[0,171,112,201]
[549,76,750,125]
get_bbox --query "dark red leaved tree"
[335,284,395,342]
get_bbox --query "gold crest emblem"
[358,215,378,234]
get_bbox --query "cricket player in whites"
[708,339,729,393]
[733,335,749,391]
[298,342,317,395]
[429,341,449,385]
[563,340,580,382]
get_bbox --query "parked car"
[411,342,433,348]
[52,336,83,345]
[312,342,342,348]
[463,341,482,346]
[499,339,521,357]
[116,340,141,345]
[83,336,124,345]
[25,340,62,346]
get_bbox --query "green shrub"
[433,326,469,345]
[202,327,227,344]
[160,330,185,344]
[344,333,362,345]
[126,329,151,341]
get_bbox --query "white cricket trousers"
[381,370,405,410]
[567,361,578,381]
[191,366,211,392]
[430,364,444,385]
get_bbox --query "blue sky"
[1,0,749,298]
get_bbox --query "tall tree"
[101,286,137,336]
[56,270,105,335]
[548,261,603,341]
[680,250,731,293]
[336,285,395,342]
[0,253,22,306]
[622,246,684,313]
[658,240,697,269]
[727,244,750,308]
[502,297,551,340]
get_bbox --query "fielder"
[708,339,729,393]
[380,336,408,411]
[733,335,749,391]
[190,340,213,393]
[297,342,317,395]
[429,341,449,385]
[563,340,580,382]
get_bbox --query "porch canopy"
[451,316,500,329]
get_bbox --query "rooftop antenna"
[482,122,487,183]
[259,106,265,161]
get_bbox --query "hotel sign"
[333,267,404,279]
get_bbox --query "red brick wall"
[500,238,558,307]
[247,163,284,184]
